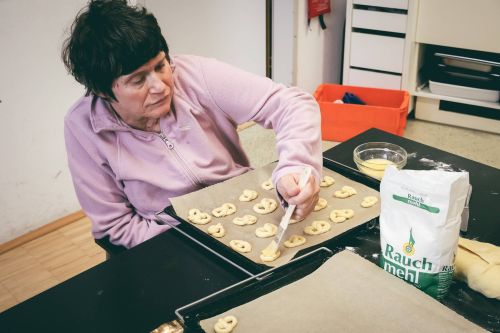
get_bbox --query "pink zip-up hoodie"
[64,55,322,248]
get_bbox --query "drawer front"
[352,9,407,33]
[350,32,405,73]
[353,0,408,10]
[346,68,402,89]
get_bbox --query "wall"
[294,0,346,93]
[144,0,266,76]
[272,0,295,86]
[0,0,266,244]
[0,0,87,244]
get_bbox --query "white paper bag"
[379,166,470,299]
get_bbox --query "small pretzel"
[214,315,238,333]
[289,218,302,224]
[284,235,306,248]
[261,179,274,190]
[212,203,237,217]
[255,223,278,238]
[304,220,331,235]
[187,208,212,225]
[320,175,335,187]
[238,189,258,202]
[232,214,258,226]
[314,197,328,211]
[329,209,355,223]
[333,186,357,198]
[252,198,278,214]
[229,240,252,253]
[260,243,281,262]
[361,195,378,208]
[207,223,226,238]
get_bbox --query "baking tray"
[179,250,489,333]
[163,162,381,274]
[175,247,334,332]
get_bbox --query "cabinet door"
[347,68,402,89]
[350,32,405,73]
[352,9,407,33]
[353,0,408,10]
[416,0,500,53]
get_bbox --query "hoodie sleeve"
[198,57,322,185]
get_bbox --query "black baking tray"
[176,247,334,332]
[163,206,377,275]
[163,158,380,275]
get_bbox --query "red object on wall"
[308,0,331,19]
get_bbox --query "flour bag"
[379,166,470,299]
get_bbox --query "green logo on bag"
[402,229,416,256]
[392,194,440,213]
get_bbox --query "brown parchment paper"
[170,162,380,267]
[199,250,487,333]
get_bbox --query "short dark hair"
[62,0,170,100]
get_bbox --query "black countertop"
[323,128,500,246]
[1,128,498,332]
[0,229,248,332]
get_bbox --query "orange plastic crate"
[314,84,409,142]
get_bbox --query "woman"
[62,0,322,249]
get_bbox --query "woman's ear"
[95,91,115,102]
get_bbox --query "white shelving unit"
[410,0,500,134]
[342,0,418,92]
[343,0,500,133]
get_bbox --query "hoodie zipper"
[158,132,202,186]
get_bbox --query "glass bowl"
[353,142,407,180]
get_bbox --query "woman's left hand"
[277,173,319,220]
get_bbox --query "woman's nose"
[147,73,166,93]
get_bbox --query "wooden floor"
[0,217,105,313]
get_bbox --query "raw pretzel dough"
[329,209,355,223]
[207,223,225,238]
[260,242,281,262]
[320,175,335,187]
[314,197,328,211]
[253,198,278,214]
[229,240,252,253]
[334,186,357,198]
[232,214,258,226]
[284,235,306,248]
[261,179,274,190]
[214,315,238,333]
[455,237,500,299]
[361,195,378,208]
[289,218,302,224]
[304,220,331,235]
[255,223,278,238]
[212,203,237,217]
[239,189,258,202]
[187,208,212,225]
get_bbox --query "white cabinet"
[416,0,500,54]
[350,32,405,73]
[352,8,407,33]
[342,0,416,91]
[411,0,500,134]
[348,68,402,90]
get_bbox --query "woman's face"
[110,52,173,131]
